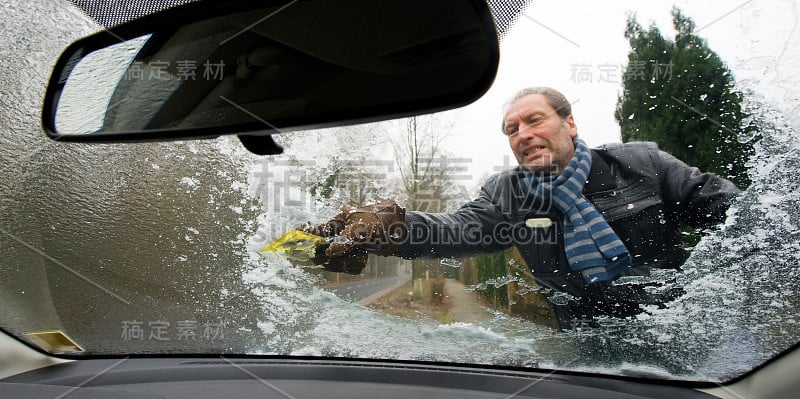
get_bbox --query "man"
[304,87,740,330]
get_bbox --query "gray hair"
[501,87,572,134]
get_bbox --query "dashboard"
[1,356,717,399]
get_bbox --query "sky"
[433,0,800,187]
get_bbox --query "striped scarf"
[524,138,632,283]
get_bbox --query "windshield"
[2,0,799,384]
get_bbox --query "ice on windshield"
[1,0,799,385]
[233,0,800,381]
[234,97,798,380]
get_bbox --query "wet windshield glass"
[1,0,799,383]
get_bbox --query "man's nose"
[517,123,537,140]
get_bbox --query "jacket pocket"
[514,211,563,275]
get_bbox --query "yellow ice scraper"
[261,229,328,262]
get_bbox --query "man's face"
[503,94,577,174]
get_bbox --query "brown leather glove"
[301,199,407,274]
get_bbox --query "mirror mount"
[237,134,284,156]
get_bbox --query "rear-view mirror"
[42,0,499,153]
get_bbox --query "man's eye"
[505,127,518,136]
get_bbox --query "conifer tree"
[616,8,757,188]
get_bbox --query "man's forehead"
[504,94,553,121]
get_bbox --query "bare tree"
[392,115,469,212]
[389,114,473,299]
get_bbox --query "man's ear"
[566,115,577,138]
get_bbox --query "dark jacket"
[395,142,740,327]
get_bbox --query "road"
[325,275,410,303]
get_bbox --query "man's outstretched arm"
[655,148,742,227]
[303,173,516,272]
